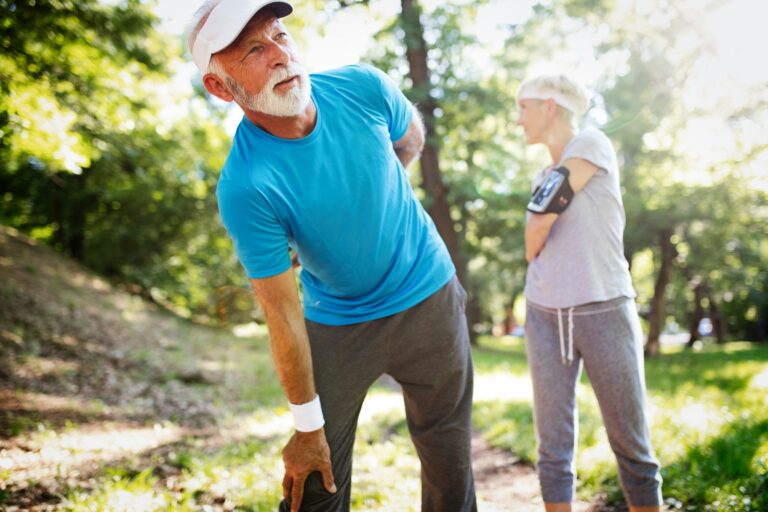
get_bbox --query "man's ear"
[202,73,235,103]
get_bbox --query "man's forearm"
[252,273,316,405]
[251,272,335,510]
[263,301,316,404]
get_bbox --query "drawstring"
[557,308,565,363]
[557,307,575,365]
[567,307,574,364]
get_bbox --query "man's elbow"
[414,131,425,155]
[412,106,426,152]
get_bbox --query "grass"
[47,333,768,511]
[58,335,768,511]
[472,336,768,510]
[58,396,421,511]
[1,228,423,510]
[4,225,767,512]
[6,310,768,512]
[45,319,421,512]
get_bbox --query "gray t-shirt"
[524,128,636,308]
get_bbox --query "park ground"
[1,225,767,511]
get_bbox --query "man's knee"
[279,471,350,512]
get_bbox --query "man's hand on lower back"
[282,428,336,512]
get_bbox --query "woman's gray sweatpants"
[525,296,662,506]
[279,276,477,512]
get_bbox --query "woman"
[516,74,663,512]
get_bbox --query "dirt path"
[373,375,609,511]
[471,433,607,512]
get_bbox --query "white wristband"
[288,394,325,432]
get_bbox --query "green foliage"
[361,0,766,338]
[583,1,768,340]
[0,0,164,173]
[3,0,766,336]
[663,420,768,511]
[474,399,537,462]
[0,0,248,319]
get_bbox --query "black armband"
[527,166,574,214]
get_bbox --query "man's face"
[212,13,310,117]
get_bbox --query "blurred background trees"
[0,0,247,321]
[1,0,766,346]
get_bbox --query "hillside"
[0,226,228,425]
[0,225,283,510]
[0,225,608,511]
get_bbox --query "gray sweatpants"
[280,276,477,512]
[525,296,662,506]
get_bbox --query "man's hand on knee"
[282,427,336,512]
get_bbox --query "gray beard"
[227,64,312,117]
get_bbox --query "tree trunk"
[51,171,88,261]
[504,306,516,336]
[504,288,522,335]
[646,228,677,357]
[67,172,87,260]
[707,290,727,344]
[755,306,768,343]
[399,0,474,342]
[686,281,704,348]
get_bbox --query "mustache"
[267,63,306,89]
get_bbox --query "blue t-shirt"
[216,64,455,325]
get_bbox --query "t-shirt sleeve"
[217,180,291,279]
[564,129,616,176]
[359,64,414,142]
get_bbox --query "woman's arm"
[525,212,558,262]
[525,157,600,262]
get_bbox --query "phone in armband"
[527,166,574,214]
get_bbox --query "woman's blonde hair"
[516,74,590,123]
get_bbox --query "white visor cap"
[192,0,293,73]
[517,86,586,116]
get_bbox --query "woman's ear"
[544,98,559,119]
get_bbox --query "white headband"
[517,86,583,115]
[192,0,293,73]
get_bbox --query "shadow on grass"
[662,418,768,510]
[0,395,106,439]
[2,429,286,510]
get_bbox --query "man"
[187,1,477,511]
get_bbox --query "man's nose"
[267,42,290,67]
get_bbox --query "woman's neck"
[545,123,577,165]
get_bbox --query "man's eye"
[275,32,288,40]
[250,45,264,53]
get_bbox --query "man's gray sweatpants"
[280,276,477,512]
[525,296,662,507]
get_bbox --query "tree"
[399,0,466,288]
[0,0,242,318]
[595,1,768,349]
